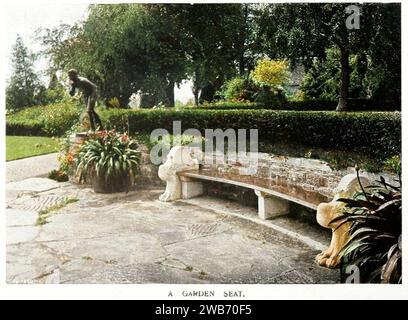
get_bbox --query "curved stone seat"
[178,168,332,220]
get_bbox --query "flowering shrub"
[250,58,289,88]
[76,130,140,182]
[58,151,76,176]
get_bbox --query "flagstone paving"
[6,153,59,183]
[6,178,340,284]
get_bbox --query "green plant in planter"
[76,129,140,193]
[333,170,401,283]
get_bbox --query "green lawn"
[6,136,59,161]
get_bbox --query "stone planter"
[69,132,89,154]
[68,132,90,185]
[92,172,132,193]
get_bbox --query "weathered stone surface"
[6,183,339,284]
[316,174,372,268]
[6,209,37,227]
[201,152,396,200]
[7,226,40,245]
[158,146,201,201]
[255,191,289,219]
[181,180,204,199]
[6,178,61,193]
[6,153,59,183]
[10,195,69,212]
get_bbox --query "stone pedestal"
[180,177,204,199]
[254,190,289,220]
[68,132,90,185]
[69,132,89,155]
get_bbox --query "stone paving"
[6,178,340,284]
[6,153,59,183]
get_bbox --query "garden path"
[6,177,340,284]
[6,153,58,183]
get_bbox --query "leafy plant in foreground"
[76,129,140,184]
[333,169,401,283]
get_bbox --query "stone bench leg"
[254,190,289,220]
[180,177,204,199]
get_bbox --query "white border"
[1,0,407,300]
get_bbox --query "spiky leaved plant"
[332,169,401,283]
[76,129,140,184]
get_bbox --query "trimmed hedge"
[101,108,401,159]
[199,99,400,111]
[6,101,82,136]
[6,102,401,161]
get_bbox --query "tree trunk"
[192,72,200,106]
[239,4,249,76]
[336,47,350,111]
[193,86,200,106]
[199,83,215,104]
[165,80,175,107]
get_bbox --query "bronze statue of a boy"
[68,69,103,131]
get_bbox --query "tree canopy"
[6,35,44,111]
[15,3,401,110]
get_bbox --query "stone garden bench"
[157,146,383,268]
[177,168,331,220]
[157,146,335,220]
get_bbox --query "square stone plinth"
[181,180,204,199]
[254,190,289,219]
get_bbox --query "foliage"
[200,101,262,109]
[250,59,289,88]
[176,4,251,104]
[221,77,250,101]
[36,198,78,225]
[38,4,255,106]
[107,97,121,109]
[301,48,342,101]
[35,3,400,109]
[48,169,69,182]
[290,90,307,102]
[197,99,397,111]
[149,134,207,157]
[6,136,60,161]
[7,99,400,138]
[220,75,289,106]
[301,47,401,107]
[383,155,401,176]
[255,3,401,111]
[57,148,76,177]
[253,86,286,107]
[76,130,140,182]
[6,100,82,136]
[100,108,400,161]
[6,35,46,111]
[333,172,401,283]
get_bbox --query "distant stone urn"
[316,173,371,268]
[158,146,202,202]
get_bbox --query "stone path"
[6,153,58,183]
[6,178,340,284]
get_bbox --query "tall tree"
[6,35,43,110]
[38,4,189,107]
[174,4,250,104]
[255,3,400,111]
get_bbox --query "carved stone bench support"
[180,176,204,199]
[254,190,289,220]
